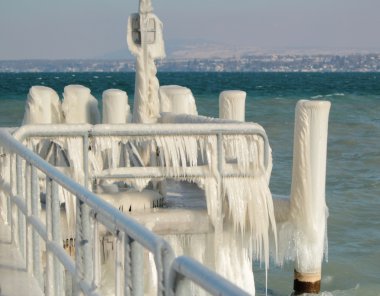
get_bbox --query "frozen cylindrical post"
[159,85,198,115]
[62,85,100,124]
[102,89,131,124]
[290,100,331,295]
[219,90,246,122]
[22,86,62,124]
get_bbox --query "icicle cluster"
[91,133,276,267]
[17,127,275,295]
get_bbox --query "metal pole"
[161,243,175,296]
[75,198,93,294]
[93,216,101,288]
[45,178,55,296]
[83,134,89,190]
[16,155,25,257]
[52,180,64,296]
[31,165,43,288]
[124,235,132,296]
[214,133,224,271]
[10,154,17,245]
[75,196,83,296]
[82,134,93,283]
[25,163,33,274]
[131,240,144,296]
[115,232,125,296]
[75,135,93,295]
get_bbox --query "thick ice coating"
[90,129,275,295]
[127,1,165,123]
[277,100,331,275]
[219,90,246,122]
[62,85,100,124]
[102,89,131,124]
[23,86,62,124]
[159,85,198,115]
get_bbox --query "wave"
[311,93,345,99]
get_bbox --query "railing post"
[115,232,125,296]
[124,235,132,296]
[83,134,89,190]
[16,155,25,257]
[31,166,43,287]
[52,180,64,296]
[130,240,144,296]
[46,178,55,296]
[162,243,175,296]
[214,133,224,272]
[25,163,33,274]
[75,198,93,294]
[74,134,93,295]
[93,216,101,289]
[10,154,17,245]
[123,235,148,296]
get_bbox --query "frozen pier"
[0,0,332,294]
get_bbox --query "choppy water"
[0,72,379,295]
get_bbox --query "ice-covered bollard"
[62,85,100,124]
[219,90,246,122]
[159,85,198,115]
[290,100,331,295]
[102,89,131,124]
[23,86,62,124]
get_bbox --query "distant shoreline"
[1,53,380,73]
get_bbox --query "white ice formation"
[159,85,198,115]
[89,127,274,294]
[102,89,132,124]
[62,85,100,124]
[219,90,246,122]
[127,0,165,123]
[22,86,62,124]
[276,100,331,275]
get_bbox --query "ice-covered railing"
[12,121,274,294]
[0,128,251,296]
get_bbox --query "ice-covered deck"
[0,218,43,296]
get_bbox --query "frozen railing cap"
[102,89,132,124]
[23,85,62,124]
[159,85,198,115]
[62,84,100,124]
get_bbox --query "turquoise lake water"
[0,72,379,295]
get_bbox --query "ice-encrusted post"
[62,85,100,124]
[102,89,131,124]
[22,86,62,124]
[290,100,331,294]
[159,85,198,115]
[219,90,246,122]
[127,0,165,123]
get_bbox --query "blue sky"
[1,0,380,59]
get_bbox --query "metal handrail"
[0,128,251,295]
[13,123,270,171]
